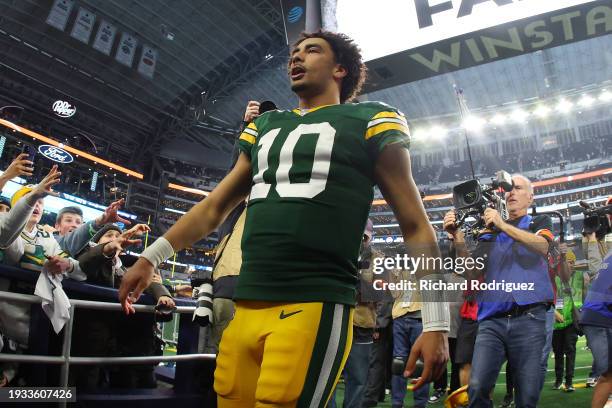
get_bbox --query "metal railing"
[0,290,215,407]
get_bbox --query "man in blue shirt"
[580,250,612,408]
[444,175,554,408]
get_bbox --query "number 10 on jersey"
[250,122,336,200]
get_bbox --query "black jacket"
[77,243,171,300]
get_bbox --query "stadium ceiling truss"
[0,0,287,165]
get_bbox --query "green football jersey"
[236,102,410,305]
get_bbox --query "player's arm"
[118,153,252,311]
[374,143,449,387]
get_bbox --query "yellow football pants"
[214,300,353,408]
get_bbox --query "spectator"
[205,101,256,354]
[0,167,83,386]
[552,248,582,392]
[72,223,174,389]
[329,220,379,408]
[389,256,430,408]
[55,198,132,257]
[362,278,394,407]
[0,197,10,214]
[580,251,612,408]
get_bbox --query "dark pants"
[505,307,554,397]
[468,305,547,408]
[343,341,373,408]
[70,309,115,390]
[391,315,429,408]
[363,325,393,407]
[433,337,460,394]
[110,312,160,388]
[552,325,578,385]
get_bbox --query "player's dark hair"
[293,30,367,103]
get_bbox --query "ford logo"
[287,6,303,23]
[52,100,76,118]
[38,145,74,164]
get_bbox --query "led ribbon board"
[334,0,609,91]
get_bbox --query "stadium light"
[600,90,612,102]
[533,105,551,118]
[412,128,428,142]
[373,223,399,228]
[462,115,485,132]
[164,207,186,215]
[490,114,506,125]
[556,99,573,113]
[510,109,529,123]
[578,95,595,107]
[430,126,447,140]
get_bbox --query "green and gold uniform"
[215,102,410,408]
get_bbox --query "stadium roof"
[0,1,610,165]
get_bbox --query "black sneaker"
[552,380,563,390]
[565,384,575,392]
[428,388,446,403]
[499,394,514,408]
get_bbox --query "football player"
[120,30,449,407]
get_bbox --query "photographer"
[583,196,612,281]
[203,100,259,353]
[443,175,554,408]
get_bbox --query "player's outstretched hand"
[118,257,155,315]
[405,331,449,389]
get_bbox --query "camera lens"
[463,191,478,205]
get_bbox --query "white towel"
[34,269,72,334]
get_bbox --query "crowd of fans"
[0,147,212,390]
[415,133,611,188]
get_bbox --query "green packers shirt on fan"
[236,102,410,305]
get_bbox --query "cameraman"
[443,175,554,408]
[583,196,612,281]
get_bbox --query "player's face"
[289,37,344,99]
[55,213,83,236]
[505,176,533,213]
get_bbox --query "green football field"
[333,336,595,407]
